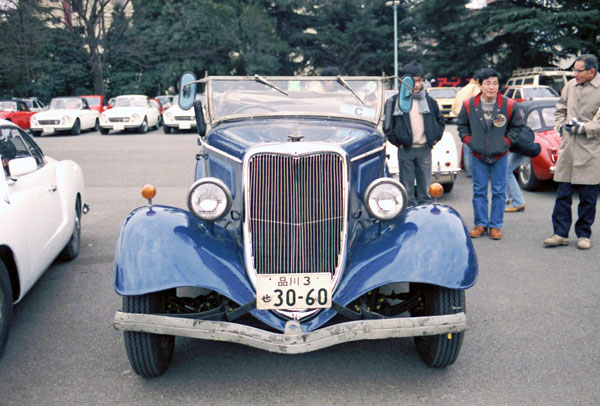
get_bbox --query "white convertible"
[99,95,160,134]
[162,95,203,134]
[0,119,87,356]
[29,97,100,136]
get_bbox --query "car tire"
[100,127,110,135]
[59,198,81,262]
[71,119,81,135]
[163,125,172,134]
[517,157,542,191]
[139,118,148,134]
[0,260,13,358]
[441,182,454,193]
[31,130,42,137]
[411,284,464,368]
[123,290,175,377]
[94,119,100,133]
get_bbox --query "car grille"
[109,117,130,123]
[246,151,346,276]
[38,120,59,125]
[174,116,194,121]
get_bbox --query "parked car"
[502,85,558,103]
[20,97,47,113]
[29,97,100,136]
[162,95,204,133]
[0,118,88,357]
[506,67,573,95]
[516,99,562,190]
[0,99,37,130]
[99,95,160,134]
[112,73,478,377]
[149,98,165,127]
[426,87,458,121]
[383,90,461,192]
[80,95,111,114]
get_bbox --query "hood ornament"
[288,134,304,142]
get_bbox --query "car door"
[79,98,95,129]
[3,126,62,275]
[13,101,33,129]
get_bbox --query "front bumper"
[114,311,467,354]
[163,119,196,130]
[30,124,72,133]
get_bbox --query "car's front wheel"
[518,157,542,191]
[138,118,148,134]
[441,182,454,193]
[59,198,81,261]
[31,130,42,137]
[94,119,100,133]
[163,125,172,134]
[100,127,110,135]
[0,260,13,358]
[123,290,175,377]
[411,284,465,368]
[71,119,81,135]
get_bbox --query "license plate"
[113,124,124,131]
[256,273,332,310]
[43,127,54,134]
[180,122,191,129]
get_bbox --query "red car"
[516,100,562,190]
[80,95,111,114]
[0,99,36,130]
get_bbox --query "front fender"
[114,205,254,306]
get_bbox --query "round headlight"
[132,113,140,121]
[187,178,232,221]
[61,115,70,125]
[164,111,173,120]
[364,178,407,221]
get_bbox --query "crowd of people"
[385,54,600,249]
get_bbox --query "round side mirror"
[179,71,197,110]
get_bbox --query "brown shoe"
[469,225,487,238]
[505,204,525,212]
[489,228,502,240]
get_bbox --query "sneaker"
[504,204,525,212]
[577,237,591,250]
[489,228,502,240]
[543,234,569,247]
[469,225,487,238]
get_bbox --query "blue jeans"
[398,145,432,206]
[463,144,472,177]
[552,182,600,238]
[506,152,526,207]
[471,154,508,229]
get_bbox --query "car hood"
[103,107,148,116]
[205,118,384,161]
[165,106,193,116]
[33,109,83,118]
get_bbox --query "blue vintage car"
[113,73,478,377]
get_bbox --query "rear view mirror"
[398,74,414,113]
[179,71,197,111]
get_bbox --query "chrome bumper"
[113,311,467,354]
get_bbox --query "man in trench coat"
[544,54,600,250]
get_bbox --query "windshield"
[428,88,457,98]
[0,102,17,112]
[115,97,147,107]
[523,87,558,98]
[83,97,100,106]
[207,77,383,125]
[50,98,83,109]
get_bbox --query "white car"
[386,131,461,193]
[0,119,87,356]
[99,95,160,134]
[162,95,203,134]
[29,97,100,136]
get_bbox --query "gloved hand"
[564,118,586,135]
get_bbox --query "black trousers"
[552,182,600,238]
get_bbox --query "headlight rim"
[364,177,408,221]
[187,177,233,222]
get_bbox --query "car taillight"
[551,148,558,163]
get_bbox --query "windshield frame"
[204,76,385,126]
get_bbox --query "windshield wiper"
[336,75,364,105]
[254,75,288,96]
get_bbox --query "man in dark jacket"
[457,68,524,240]
[386,62,445,206]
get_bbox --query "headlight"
[61,115,71,125]
[364,178,407,221]
[165,111,173,120]
[31,116,38,125]
[187,178,232,221]
[132,113,140,121]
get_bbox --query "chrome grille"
[109,117,130,123]
[38,120,59,125]
[175,116,194,121]
[247,152,346,275]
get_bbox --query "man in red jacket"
[457,68,524,240]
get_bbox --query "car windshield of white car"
[208,77,382,124]
[0,102,17,112]
[50,98,81,110]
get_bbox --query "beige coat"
[452,79,481,116]
[554,73,600,185]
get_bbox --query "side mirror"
[398,74,414,113]
[193,100,206,137]
[383,97,394,135]
[179,71,197,110]
[8,156,37,177]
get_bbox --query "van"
[506,67,573,95]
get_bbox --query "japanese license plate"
[180,122,191,129]
[43,127,54,134]
[256,273,332,310]
[113,124,124,131]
